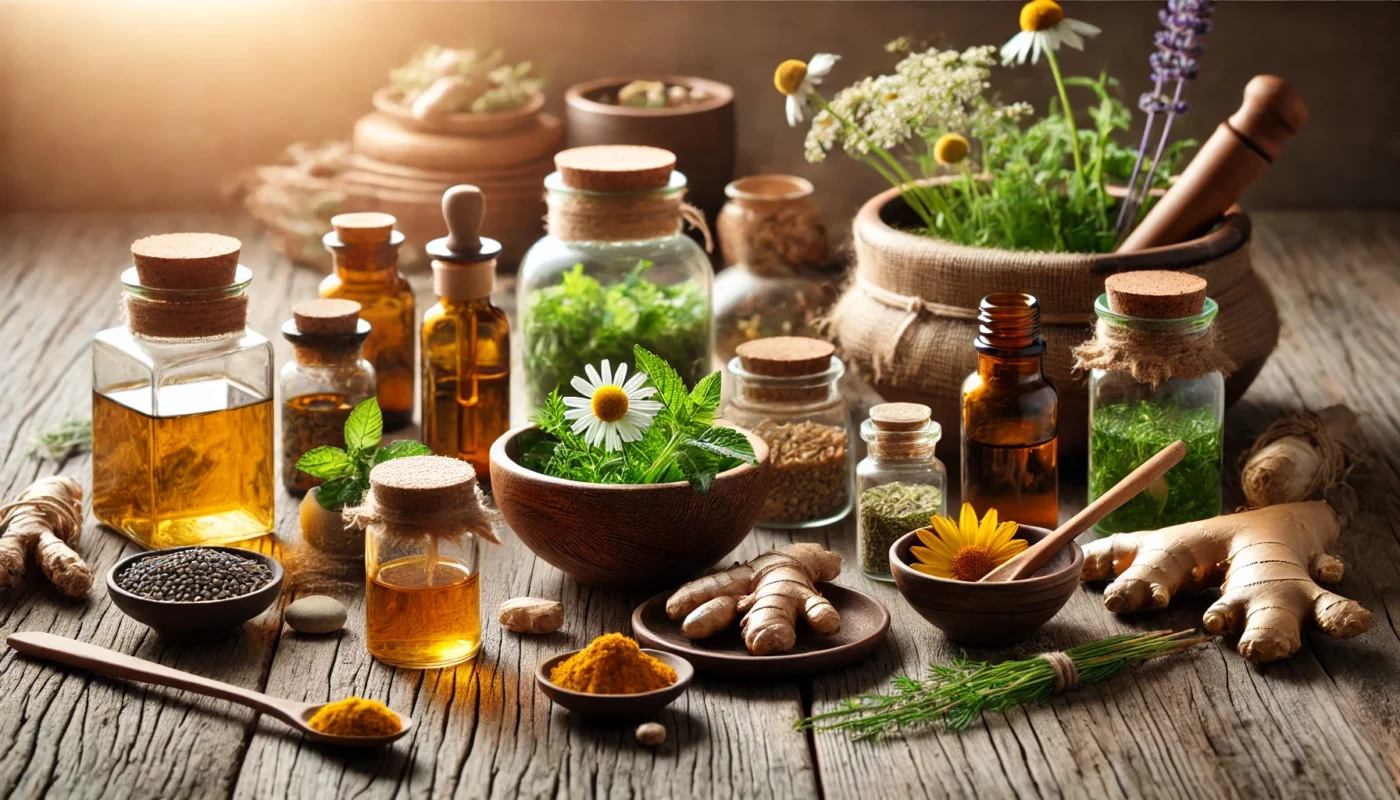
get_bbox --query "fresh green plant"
[390,45,542,113]
[295,398,433,511]
[523,345,756,493]
[28,418,92,461]
[522,259,709,407]
[1089,400,1222,533]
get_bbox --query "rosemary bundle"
[798,630,1205,739]
[28,418,92,461]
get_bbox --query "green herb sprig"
[295,398,432,511]
[523,345,755,493]
[28,418,93,461]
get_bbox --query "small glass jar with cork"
[1077,271,1229,534]
[320,212,415,432]
[347,455,499,669]
[723,336,852,528]
[422,185,511,479]
[856,403,947,581]
[278,299,375,494]
[92,233,275,548]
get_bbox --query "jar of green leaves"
[1076,271,1232,535]
[856,402,946,581]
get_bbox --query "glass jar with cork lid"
[723,336,852,528]
[278,299,376,494]
[517,145,713,416]
[856,403,947,581]
[92,233,275,548]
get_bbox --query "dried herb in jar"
[858,482,944,575]
[754,420,848,523]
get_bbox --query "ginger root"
[1240,405,1364,507]
[1082,502,1371,662]
[667,543,841,656]
[0,476,92,597]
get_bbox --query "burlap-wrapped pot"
[832,181,1278,458]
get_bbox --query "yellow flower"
[1002,1,1100,66]
[1020,0,1064,32]
[774,60,809,96]
[933,133,970,166]
[772,53,839,127]
[909,504,1027,581]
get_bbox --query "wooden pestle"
[979,440,1187,583]
[1118,76,1308,252]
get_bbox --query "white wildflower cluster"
[803,44,1032,168]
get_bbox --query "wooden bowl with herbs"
[490,425,772,591]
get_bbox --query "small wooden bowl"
[890,526,1082,645]
[490,425,772,590]
[535,649,693,718]
[371,87,547,136]
[106,547,284,641]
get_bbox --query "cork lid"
[869,403,931,432]
[131,233,241,289]
[292,299,361,334]
[735,336,835,377]
[1106,271,1208,319]
[331,212,397,245]
[554,145,676,192]
[369,455,479,512]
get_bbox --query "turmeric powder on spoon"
[549,633,676,694]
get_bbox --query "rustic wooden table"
[0,212,1397,800]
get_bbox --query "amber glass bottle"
[960,293,1059,528]
[422,186,510,478]
[319,213,415,432]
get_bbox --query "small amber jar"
[320,212,415,432]
[960,293,1059,528]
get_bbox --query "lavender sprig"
[1115,0,1215,243]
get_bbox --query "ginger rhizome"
[667,543,842,656]
[0,476,92,597]
[1082,501,1371,662]
[1239,405,1364,508]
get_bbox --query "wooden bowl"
[106,547,284,641]
[889,526,1082,645]
[490,425,772,590]
[535,649,693,718]
[371,87,547,136]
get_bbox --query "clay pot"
[564,76,735,223]
[716,174,828,271]
[299,488,364,560]
[489,425,772,591]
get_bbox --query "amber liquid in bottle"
[92,383,275,549]
[320,217,415,431]
[366,555,481,668]
[281,392,354,494]
[422,298,510,477]
[960,293,1059,528]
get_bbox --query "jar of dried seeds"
[723,336,852,528]
[856,403,946,581]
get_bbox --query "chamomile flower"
[933,133,970,166]
[910,504,1027,582]
[774,53,839,127]
[1001,0,1101,66]
[563,360,662,452]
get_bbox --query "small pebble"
[635,722,666,747]
[285,595,348,634]
[115,548,273,602]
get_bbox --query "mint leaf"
[687,426,756,463]
[315,474,366,511]
[344,398,383,454]
[675,446,721,494]
[633,345,691,416]
[373,439,433,465]
[689,371,722,418]
[295,446,355,480]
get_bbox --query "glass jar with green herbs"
[518,145,713,413]
[856,403,946,581]
[1081,273,1230,535]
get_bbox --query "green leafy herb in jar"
[858,482,944,576]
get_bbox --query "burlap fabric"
[831,184,1280,455]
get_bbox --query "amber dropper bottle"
[422,185,510,479]
[960,293,1059,528]
[320,213,415,432]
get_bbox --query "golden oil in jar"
[366,555,481,668]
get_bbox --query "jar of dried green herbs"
[1075,272,1231,535]
[856,403,946,581]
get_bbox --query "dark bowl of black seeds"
[106,546,284,640]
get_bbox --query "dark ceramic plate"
[106,546,284,640]
[536,649,694,718]
[631,583,890,678]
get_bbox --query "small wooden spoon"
[980,440,1187,583]
[7,631,412,747]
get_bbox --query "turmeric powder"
[549,633,676,694]
[307,696,402,737]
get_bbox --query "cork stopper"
[554,145,676,192]
[131,233,241,289]
[292,299,360,335]
[735,337,835,377]
[1106,271,1208,319]
[870,403,931,432]
[331,212,397,245]
[369,455,479,513]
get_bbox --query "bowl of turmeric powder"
[536,633,694,718]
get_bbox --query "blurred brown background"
[2,1,1396,229]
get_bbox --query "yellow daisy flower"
[909,504,1027,581]
[933,133,970,166]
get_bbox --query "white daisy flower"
[774,53,840,127]
[1001,0,1101,66]
[562,360,663,452]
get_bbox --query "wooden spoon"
[979,440,1187,583]
[7,631,412,747]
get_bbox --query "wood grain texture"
[0,211,1397,799]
